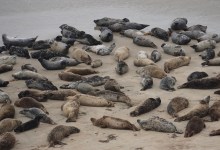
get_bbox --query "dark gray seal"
[171,18,188,30]
[133,36,157,48]
[187,71,208,81]
[170,31,191,45]
[140,75,153,91]
[187,24,207,33]
[25,79,58,91]
[160,76,176,91]
[150,27,169,41]
[115,61,129,75]
[209,100,220,121]
[84,75,110,86]
[38,58,67,70]
[8,46,30,58]
[108,22,149,32]
[0,79,9,87]
[184,116,205,137]
[0,46,7,53]
[167,97,189,117]
[60,24,85,39]
[199,49,215,61]
[99,27,113,42]
[94,17,129,26]
[210,129,220,136]
[21,64,38,72]
[32,40,51,50]
[0,90,11,103]
[55,36,75,45]
[31,49,67,60]
[49,57,80,66]
[150,50,161,63]
[75,34,102,46]
[0,64,13,74]
[18,89,47,102]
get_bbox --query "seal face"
[21,64,38,72]
[0,90,11,103]
[99,27,113,42]
[137,116,183,134]
[130,97,161,117]
[61,99,80,122]
[47,125,80,147]
[9,46,30,59]
[133,36,157,48]
[104,79,122,92]
[208,100,220,121]
[171,18,188,30]
[0,132,16,150]
[187,71,208,81]
[25,79,58,91]
[150,50,161,63]
[136,65,167,79]
[167,97,189,117]
[151,27,169,41]
[140,75,153,91]
[160,76,176,91]
[184,116,205,138]
[90,116,139,131]
[199,49,215,61]
[115,61,129,75]
[0,118,22,134]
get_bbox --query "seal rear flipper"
[214,90,220,95]
[209,130,220,136]
[201,61,208,66]
[175,129,183,134]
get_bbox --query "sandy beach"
[0,0,220,150]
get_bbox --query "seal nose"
[137,119,141,123]
[94,19,98,23]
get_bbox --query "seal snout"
[137,119,141,124]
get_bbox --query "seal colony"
[0,16,220,149]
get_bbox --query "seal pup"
[161,43,185,56]
[55,35,75,45]
[0,56,16,65]
[114,46,130,61]
[201,58,220,66]
[2,34,37,48]
[184,116,205,137]
[104,79,122,92]
[133,36,157,48]
[69,47,92,65]
[0,132,16,150]
[177,76,220,89]
[130,97,161,117]
[25,79,58,91]
[84,43,116,56]
[31,49,67,60]
[140,75,153,91]
[94,17,129,26]
[136,50,148,59]
[170,31,191,45]
[38,57,67,70]
[47,125,80,147]
[18,89,48,102]
[59,24,85,39]
[99,27,113,42]
[170,18,188,30]
[61,99,80,122]
[187,24,207,33]
[179,30,205,40]
[0,64,13,73]
[12,70,47,80]
[0,118,22,134]
[0,103,15,121]
[115,61,129,75]
[136,65,167,79]
[14,97,49,114]
[167,97,189,117]
[0,79,9,87]
[21,64,37,72]
[164,56,191,73]
[49,57,80,66]
[120,29,146,38]
[90,116,139,131]
[187,71,208,81]
[14,115,43,133]
[208,100,220,121]
[91,59,103,68]
[174,96,210,122]
[199,49,215,61]
[20,108,56,125]
[191,40,216,52]
[148,27,169,41]
[0,90,11,103]
[160,76,176,91]
[8,46,30,58]
[64,68,98,75]
[150,50,161,63]
[210,129,220,136]
[32,40,51,50]
[65,94,114,107]
[50,41,69,55]
[58,71,85,82]
[137,116,183,134]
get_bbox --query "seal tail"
[209,130,220,136]
[201,61,209,66]
[175,129,183,134]
[214,90,220,95]
[177,83,188,89]
[190,45,197,50]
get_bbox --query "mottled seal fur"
[14,97,49,114]
[140,75,153,91]
[0,56,16,65]
[199,48,215,61]
[164,56,191,73]
[84,43,116,56]
[130,97,161,117]
[12,70,47,80]
[187,24,207,33]
[208,100,220,121]
[104,79,122,92]
[0,64,13,73]
[61,99,80,122]
[167,97,189,117]
[0,118,22,134]
[114,46,130,61]
[171,18,188,30]
[133,58,155,67]
[108,22,149,32]
[64,68,98,75]
[47,125,80,147]
[174,96,210,122]
[136,65,167,79]
[150,50,161,63]
[50,41,69,55]
[38,57,67,70]
[94,17,129,26]
[31,49,67,60]
[184,116,205,137]
[201,58,220,66]
[9,46,30,58]
[160,76,176,91]
[14,115,43,133]
[137,116,183,134]
[83,75,110,86]
[0,90,11,103]
[170,31,191,45]
[19,108,56,125]
[133,36,157,48]
[179,30,205,40]
[198,34,220,43]
[0,103,15,121]
[149,27,169,41]
[69,47,92,65]
[58,71,85,82]
[55,36,75,45]
[59,24,85,39]
[0,79,9,87]
[91,59,103,68]
[115,61,129,75]
[187,71,208,81]
[76,82,99,94]
[43,89,79,100]
[120,29,146,38]
[49,57,80,66]
[91,116,139,131]
[21,64,37,72]
[32,40,51,50]
[75,34,102,46]
[99,27,113,42]
[161,43,185,56]
[0,132,16,150]
[18,89,47,102]
[191,40,216,52]
[25,79,58,91]
[209,129,220,136]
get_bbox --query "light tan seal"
[61,99,80,122]
[69,47,92,65]
[64,67,98,75]
[167,97,189,117]
[114,46,130,61]
[0,132,16,150]
[90,116,139,131]
[0,118,22,134]
[58,71,86,82]
[208,100,220,121]
[0,103,15,121]
[136,65,167,79]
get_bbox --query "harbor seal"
[184,116,205,137]
[179,30,205,40]
[14,97,49,114]
[69,47,92,65]
[208,100,220,121]
[58,71,85,82]
[210,129,220,136]
[61,99,80,122]
[21,64,37,72]
[150,50,161,63]
[214,90,220,95]
[0,64,13,74]
[49,57,80,66]
[104,79,122,93]
[191,40,216,52]
[2,34,37,48]
[65,94,114,107]
[133,58,155,67]
[0,79,9,87]
[160,76,176,91]
[108,22,149,32]
[174,96,210,122]
[199,48,215,61]
[12,70,47,80]
[91,59,103,68]
[84,43,116,56]
[8,46,30,58]
[59,24,85,39]
[170,18,188,30]
[114,46,130,61]
[18,89,48,102]
[149,27,169,41]
[130,97,161,117]
[0,55,16,65]
[19,108,56,125]
[187,71,208,81]
[47,125,80,147]
[25,79,58,91]
[83,75,110,86]
[90,116,139,131]
[64,68,98,75]
[140,75,153,91]
[31,49,67,60]
[76,82,99,94]
[161,43,185,56]
[136,65,167,79]
[14,115,43,133]
[198,34,220,43]
[0,46,7,53]
[74,34,102,46]
[201,58,220,66]
[0,132,16,150]
[50,41,69,55]
[99,27,113,42]
[38,57,67,70]
[43,89,79,100]
[133,36,157,48]
[115,61,129,75]
[187,24,207,33]
[136,50,148,59]
[164,56,191,73]
[0,90,11,103]
[32,40,51,50]
[137,116,183,134]
[120,29,146,38]
[167,97,189,117]
[55,36,75,45]
[170,31,191,45]
[0,118,22,134]
[94,17,129,26]
[0,103,15,121]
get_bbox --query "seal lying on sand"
[25,79,58,91]
[0,103,15,121]
[199,49,215,61]
[148,27,169,41]
[187,71,208,81]
[198,34,220,43]
[208,100,220,121]
[32,40,51,50]
[0,56,16,65]
[136,65,167,79]
[12,70,47,80]
[210,129,220,136]
[114,46,130,62]
[201,58,220,66]
[49,57,80,66]
[83,43,116,56]
[91,59,103,68]
[161,43,185,56]
[69,47,92,65]
[130,97,161,117]
[58,71,85,82]
[47,125,80,147]
[0,118,22,134]
[99,27,113,42]
[18,89,48,102]
[140,75,153,91]
[61,99,80,122]
[91,116,139,131]
[38,58,67,70]
[94,17,129,26]
[0,132,16,150]
[59,24,85,38]
[191,40,216,52]
[137,116,183,134]
[179,30,205,40]
[0,90,11,103]
[9,46,30,58]
[160,76,176,91]
[0,79,9,87]
[31,49,67,60]
[120,29,146,38]
[50,41,69,55]
[64,68,98,75]
[55,35,75,45]
[170,31,191,45]
[170,18,188,30]
[75,34,102,46]
[21,64,38,72]
[133,36,157,48]
[167,97,189,117]
[108,22,149,32]
[0,64,13,74]
[174,96,210,122]
[104,79,122,93]
[115,61,129,75]
[187,24,207,33]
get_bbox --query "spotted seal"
[199,49,215,61]
[149,27,169,41]
[133,36,157,48]
[136,65,167,79]
[170,18,188,30]
[104,79,122,92]
[191,40,216,52]
[59,24,85,39]
[84,43,116,56]
[161,43,185,56]
[0,64,13,74]
[8,46,30,58]
[75,34,102,46]
[58,71,85,82]
[0,56,16,65]
[187,71,208,81]
[108,22,149,32]
[64,68,99,75]
[0,132,16,150]
[160,76,176,91]
[0,103,15,121]
[114,46,130,61]
[0,90,11,103]
[208,100,220,121]
[170,31,191,45]
[184,116,205,137]
[140,75,153,91]
[91,59,103,68]
[0,79,9,87]
[32,40,51,50]
[12,70,47,80]
[69,47,92,65]
[50,41,69,55]
[179,30,205,40]
[25,79,58,91]
[31,49,67,60]
[150,50,161,63]
[187,24,207,32]
[0,118,22,134]
[120,29,146,38]
[61,99,80,122]
[21,64,38,72]
[201,58,220,66]
[167,97,189,117]
[55,35,75,45]
[94,17,129,26]
[38,57,67,70]
[99,27,113,42]
[49,57,80,66]
[115,61,129,75]
[18,89,48,102]
[210,129,220,136]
